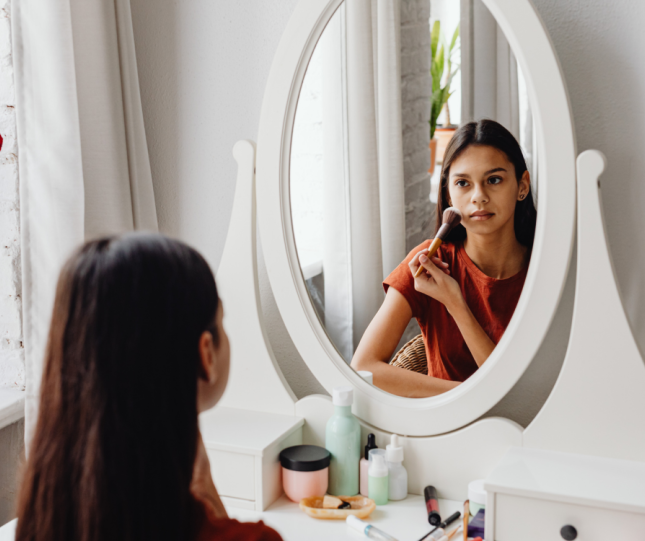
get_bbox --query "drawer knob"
[560,525,578,540]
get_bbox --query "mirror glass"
[290,0,538,399]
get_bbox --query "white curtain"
[376,0,406,277]
[319,0,406,359]
[460,0,537,188]
[13,0,158,447]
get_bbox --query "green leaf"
[429,21,461,138]
[431,20,441,60]
[449,24,460,53]
[443,68,459,90]
[431,44,445,94]
[436,45,445,80]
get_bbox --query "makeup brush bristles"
[413,207,462,278]
[442,207,462,229]
[436,207,462,240]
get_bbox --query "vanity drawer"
[207,448,255,501]
[494,493,645,541]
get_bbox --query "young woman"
[15,234,282,541]
[351,119,536,398]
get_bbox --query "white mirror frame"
[256,0,576,436]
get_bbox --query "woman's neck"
[463,226,528,279]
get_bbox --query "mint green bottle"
[368,449,389,505]
[325,386,361,496]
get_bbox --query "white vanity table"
[485,447,645,541]
[227,495,463,541]
[204,0,645,538]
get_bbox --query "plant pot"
[429,138,438,175]
[435,126,457,165]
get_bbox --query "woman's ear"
[198,331,217,384]
[518,170,531,201]
[197,305,230,413]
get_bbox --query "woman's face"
[447,145,530,239]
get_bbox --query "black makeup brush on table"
[415,511,461,541]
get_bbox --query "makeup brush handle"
[414,238,443,278]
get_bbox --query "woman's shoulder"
[198,517,282,541]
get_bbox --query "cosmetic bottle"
[279,445,330,503]
[325,386,361,496]
[368,449,389,505]
[360,433,377,497]
[347,515,398,541]
[468,479,486,516]
[385,434,407,501]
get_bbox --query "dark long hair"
[16,233,219,541]
[435,119,537,249]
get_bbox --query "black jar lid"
[279,445,331,472]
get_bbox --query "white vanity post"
[484,150,645,540]
[199,139,305,512]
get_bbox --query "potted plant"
[429,21,460,174]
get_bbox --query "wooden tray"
[299,495,376,520]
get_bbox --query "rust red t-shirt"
[195,502,282,541]
[196,517,281,541]
[383,240,528,382]
[193,490,282,541]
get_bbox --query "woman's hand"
[190,432,228,520]
[409,249,465,314]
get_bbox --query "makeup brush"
[414,207,462,278]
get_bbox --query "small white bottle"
[385,434,408,501]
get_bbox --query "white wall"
[401,0,433,252]
[131,0,645,426]
[0,0,24,389]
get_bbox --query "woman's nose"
[472,185,489,203]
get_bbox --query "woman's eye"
[455,179,469,187]
[488,176,502,185]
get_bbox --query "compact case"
[279,445,331,503]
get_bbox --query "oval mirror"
[256,0,575,436]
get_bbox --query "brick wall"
[401,0,434,253]
[0,0,24,389]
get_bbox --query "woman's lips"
[470,212,494,221]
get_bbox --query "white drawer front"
[207,449,255,501]
[494,494,645,541]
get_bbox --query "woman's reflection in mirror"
[351,119,536,398]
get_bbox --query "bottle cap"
[357,371,373,385]
[279,445,331,472]
[332,386,353,406]
[364,433,377,460]
[368,449,388,477]
[468,479,486,506]
[385,434,404,463]
[346,515,367,535]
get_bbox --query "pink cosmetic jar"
[279,445,331,503]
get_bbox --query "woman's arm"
[411,250,496,367]
[351,286,460,398]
